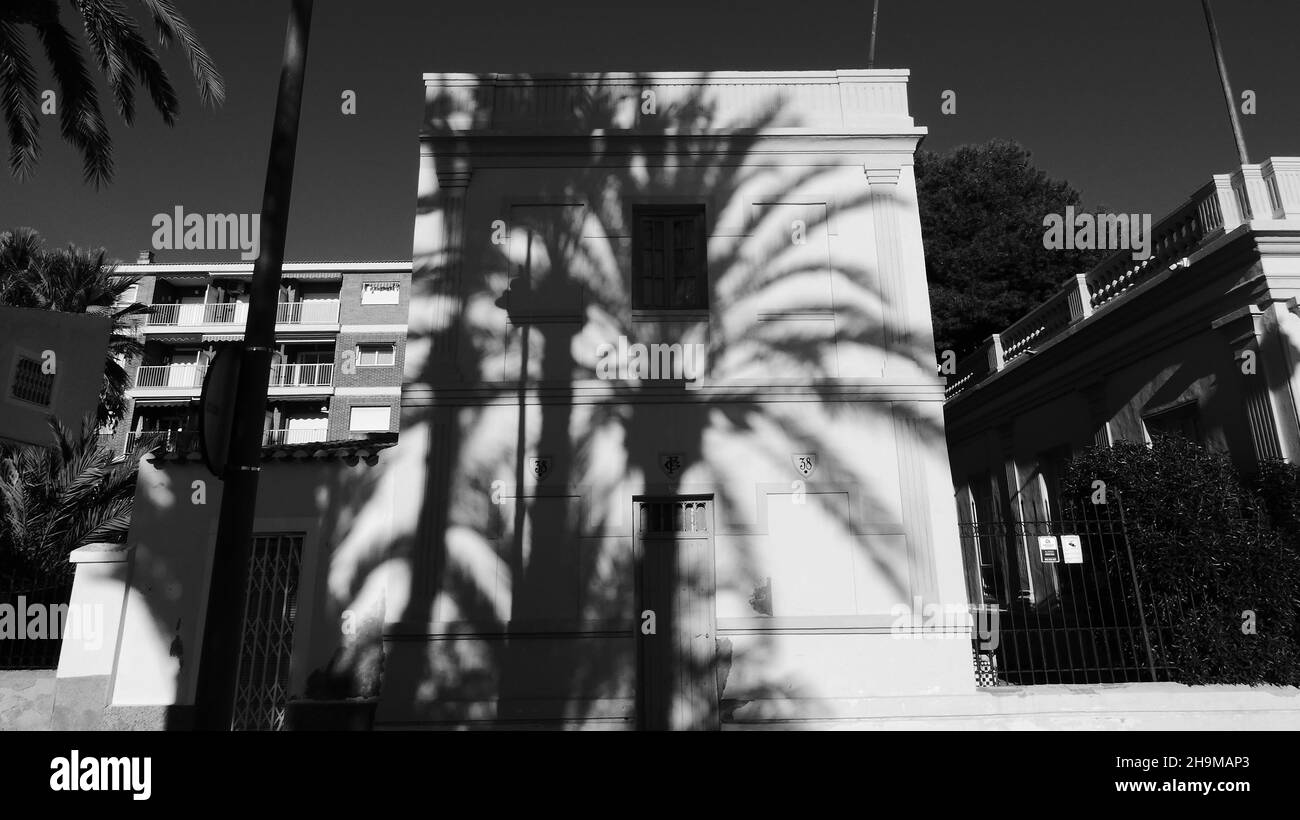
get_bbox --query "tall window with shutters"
[632,206,707,310]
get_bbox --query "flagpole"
[867,0,880,69]
[1200,0,1250,165]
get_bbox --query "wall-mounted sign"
[791,453,817,478]
[528,456,552,482]
[1038,535,1060,563]
[200,344,241,478]
[660,452,685,479]
[1061,534,1084,564]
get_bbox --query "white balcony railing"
[264,427,329,445]
[275,300,340,324]
[145,299,339,327]
[134,361,333,390]
[125,430,200,455]
[145,302,248,326]
[268,362,334,388]
[133,363,208,388]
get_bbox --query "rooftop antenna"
[1200,0,1250,165]
[867,0,880,69]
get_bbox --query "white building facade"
[53,70,977,730]
[371,70,973,727]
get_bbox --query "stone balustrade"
[945,158,1300,402]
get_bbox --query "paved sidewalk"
[0,670,54,731]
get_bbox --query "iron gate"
[960,493,1182,686]
[0,567,74,670]
[231,532,303,731]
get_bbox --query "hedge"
[1063,437,1300,686]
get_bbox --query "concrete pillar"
[1083,381,1113,448]
[1231,164,1273,224]
[1259,299,1300,459]
[408,158,471,382]
[1212,306,1290,466]
[1209,174,1243,232]
[1261,158,1300,220]
[986,334,1005,373]
[50,542,133,730]
[865,163,937,380]
[864,167,908,367]
[1066,274,1093,323]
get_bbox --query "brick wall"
[131,275,158,306]
[327,395,400,441]
[339,270,410,326]
[333,331,406,390]
[330,269,409,441]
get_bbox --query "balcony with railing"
[263,427,330,446]
[274,300,340,324]
[124,424,330,453]
[144,299,340,328]
[145,302,247,326]
[268,362,334,388]
[132,361,334,391]
[124,430,201,456]
[133,363,208,389]
[944,157,1300,402]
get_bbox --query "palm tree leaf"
[0,414,140,569]
[134,0,224,106]
[105,7,178,126]
[31,10,113,185]
[0,227,43,303]
[72,0,136,124]
[0,21,42,178]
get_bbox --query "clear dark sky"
[1,0,1297,264]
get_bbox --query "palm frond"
[6,0,222,186]
[32,10,113,185]
[0,21,42,179]
[96,1,179,126]
[0,414,141,571]
[63,498,133,550]
[135,0,223,106]
[73,0,136,124]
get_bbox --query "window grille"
[10,355,54,407]
[638,500,709,535]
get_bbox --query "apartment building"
[104,257,412,454]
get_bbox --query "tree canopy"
[916,139,1105,357]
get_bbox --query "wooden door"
[635,498,719,731]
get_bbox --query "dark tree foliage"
[1063,438,1300,686]
[916,140,1105,356]
[0,415,142,579]
[0,226,147,425]
[1253,458,1300,546]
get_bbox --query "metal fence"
[124,430,202,456]
[0,567,75,669]
[961,494,1182,686]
